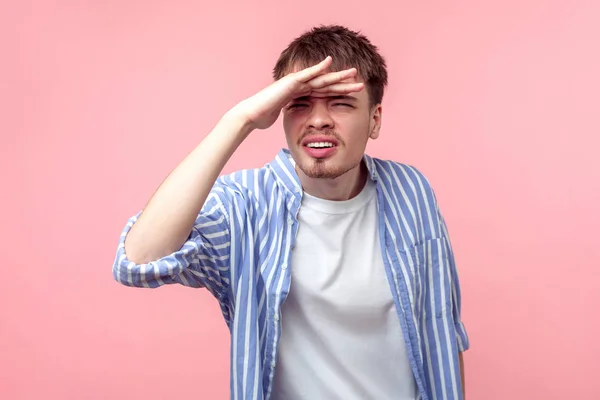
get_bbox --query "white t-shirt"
[272,178,418,400]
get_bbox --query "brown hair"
[273,25,388,106]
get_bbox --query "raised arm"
[113,57,365,291]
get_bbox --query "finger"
[311,82,364,95]
[308,68,358,89]
[292,56,333,82]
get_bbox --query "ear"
[369,104,382,140]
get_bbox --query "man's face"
[282,72,382,180]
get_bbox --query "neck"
[296,161,368,201]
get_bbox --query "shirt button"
[294,186,301,193]
[274,313,280,322]
[282,263,288,270]
[271,360,276,368]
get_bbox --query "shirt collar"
[268,148,380,197]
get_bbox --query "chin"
[297,157,356,180]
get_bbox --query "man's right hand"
[234,56,364,130]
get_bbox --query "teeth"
[307,142,334,148]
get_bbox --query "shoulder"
[212,164,281,206]
[370,157,435,195]
[216,164,275,189]
[370,157,444,242]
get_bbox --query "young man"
[113,25,469,400]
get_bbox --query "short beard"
[297,157,361,180]
[296,129,354,179]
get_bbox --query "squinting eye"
[334,103,353,107]
[289,104,308,109]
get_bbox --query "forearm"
[124,110,253,264]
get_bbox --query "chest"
[289,201,394,315]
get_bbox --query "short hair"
[273,25,388,106]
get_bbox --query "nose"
[306,102,334,130]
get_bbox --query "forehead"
[293,94,359,103]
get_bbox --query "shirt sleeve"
[438,210,470,352]
[112,190,232,300]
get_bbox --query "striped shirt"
[113,148,470,400]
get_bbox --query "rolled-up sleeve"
[439,212,470,352]
[112,191,232,299]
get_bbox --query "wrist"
[223,103,257,137]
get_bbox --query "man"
[113,25,469,400]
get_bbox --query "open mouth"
[302,138,339,159]
[305,142,336,149]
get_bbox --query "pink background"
[2,0,599,399]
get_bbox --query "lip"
[303,145,337,159]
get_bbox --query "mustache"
[297,130,344,146]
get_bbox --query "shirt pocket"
[404,237,452,320]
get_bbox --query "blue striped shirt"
[113,148,470,400]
